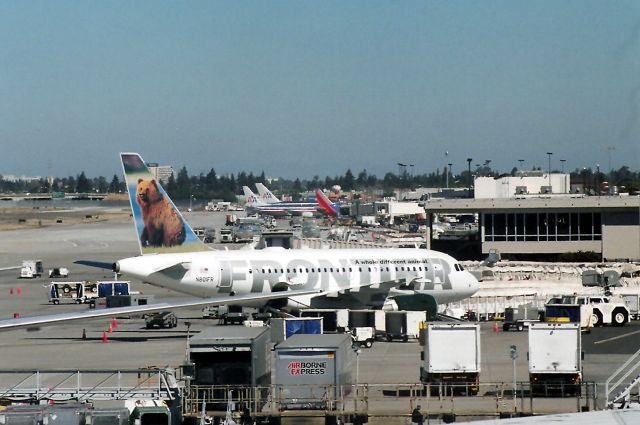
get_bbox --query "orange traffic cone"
[108,324,113,333]
[112,317,118,329]
[102,332,108,343]
[493,322,499,333]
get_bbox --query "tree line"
[1,165,639,202]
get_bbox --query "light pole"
[546,152,553,192]
[510,345,518,414]
[354,347,361,412]
[447,163,452,189]
[467,158,472,198]
[560,159,566,173]
[518,159,525,176]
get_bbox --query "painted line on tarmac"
[594,329,640,345]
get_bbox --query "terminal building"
[424,174,640,262]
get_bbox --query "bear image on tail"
[136,178,186,247]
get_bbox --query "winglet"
[315,189,340,216]
[120,153,210,254]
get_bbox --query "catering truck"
[528,322,582,396]
[420,323,481,395]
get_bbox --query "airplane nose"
[468,273,480,296]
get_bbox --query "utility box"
[274,334,355,410]
[528,322,582,396]
[420,323,481,395]
[270,317,323,344]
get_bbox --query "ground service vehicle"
[421,323,481,395]
[48,282,88,304]
[19,260,43,279]
[546,295,629,327]
[145,311,178,329]
[544,296,595,330]
[502,304,541,331]
[48,266,69,278]
[619,293,640,320]
[350,326,375,348]
[528,322,582,396]
[219,228,233,243]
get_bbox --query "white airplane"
[243,184,318,217]
[0,153,479,330]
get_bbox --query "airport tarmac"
[1,206,639,421]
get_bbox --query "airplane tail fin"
[242,186,263,207]
[315,189,340,216]
[120,153,210,255]
[255,182,281,204]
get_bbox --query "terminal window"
[483,212,601,242]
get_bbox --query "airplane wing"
[0,289,321,331]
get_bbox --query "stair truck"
[420,323,481,395]
[528,322,582,397]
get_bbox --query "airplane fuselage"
[116,247,478,307]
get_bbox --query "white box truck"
[420,323,481,395]
[528,322,582,396]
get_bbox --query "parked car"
[145,311,178,329]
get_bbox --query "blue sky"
[0,1,638,180]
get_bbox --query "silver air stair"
[606,347,640,408]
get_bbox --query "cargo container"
[420,323,481,395]
[189,326,271,386]
[129,406,171,425]
[620,293,640,320]
[270,317,323,344]
[384,311,426,341]
[299,308,349,333]
[0,405,48,424]
[105,294,154,308]
[85,407,130,425]
[502,304,541,331]
[274,334,355,412]
[528,322,582,396]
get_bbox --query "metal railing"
[0,368,178,402]
[182,381,597,422]
[605,346,640,408]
